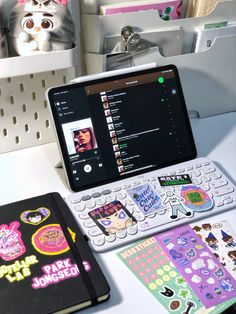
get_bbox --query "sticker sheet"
[117,237,236,314]
[191,220,236,280]
[156,225,236,308]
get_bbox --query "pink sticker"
[32,224,69,255]
[0,221,26,261]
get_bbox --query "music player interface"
[51,68,194,189]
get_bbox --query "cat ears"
[18,0,68,5]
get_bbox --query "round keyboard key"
[91,192,101,198]
[168,171,176,175]
[126,205,134,214]
[83,219,96,228]
[126,199,135,206]
[190,170,201,177]
[134,213,145,222]
[96,197,106,205]
[210,172,222,180]
[127,224,138,235]
[224,198,233,204]
[93,235,105,246]
[71,197,81,204]
[123,184,131,189]
[200,183,210,191]
[74,203,85,212]
[116,229,127,239]
[79,212,90,220]
[81,195,91,201]
[215,200,224,207]
[85,200,96,209]
[201,174,211,182]
[105,234,116,242]
[156,208,168,215]
[116,191,127,200]
[106,195,115,203]
[192,178,202,185]
[112,186,121,192]
[146,213,156,219]
[201,165,215,174]
[88,227,103,237]
[202,161,210,166]
[101,189,111,195]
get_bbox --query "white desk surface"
[1,112,236,314]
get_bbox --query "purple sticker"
[156,225,236,308]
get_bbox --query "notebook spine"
[49,192,99,305]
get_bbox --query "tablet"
[47,64,196,192]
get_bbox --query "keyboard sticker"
[191,220,236,280]
[162,190,193,220]
[181,185,213,212]
[156,225,236,308]
[126,183,164,216]
[117,236,236,313]
[158,174,192,187]
[88,201,137,236]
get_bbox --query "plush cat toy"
[8,0,75,56]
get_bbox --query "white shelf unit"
[0,0,81,154]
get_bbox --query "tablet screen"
[48,65,196,192]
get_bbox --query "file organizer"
[82,1,236,54]
[81,0,189,16]
[0,0,80,154]
[81,0,236,118]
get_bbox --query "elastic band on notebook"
[51,193,98,306]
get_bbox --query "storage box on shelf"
[80,0,236,118]
[82,1,236,55]
[0,0,80,154]
[81,0,189,17]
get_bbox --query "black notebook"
[0,192,110,314]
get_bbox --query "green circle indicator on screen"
[158,77,165,83]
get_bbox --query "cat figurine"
[8,0,75,56]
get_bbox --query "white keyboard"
[66,158,236,252]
